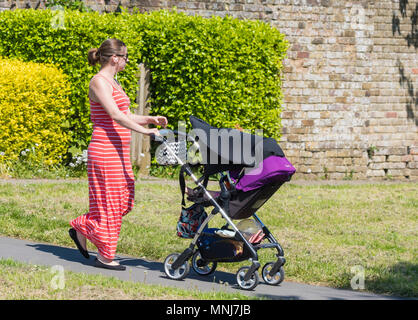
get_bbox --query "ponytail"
[87,48,100,66]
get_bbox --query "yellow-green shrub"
[0,58,71,165]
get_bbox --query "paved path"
[0,236,404,300]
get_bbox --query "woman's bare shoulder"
[90,74,104,86]
[89,75,112,103]
[89,75,111,91]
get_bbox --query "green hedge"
[130,11,289,135]
[0,8,288,159]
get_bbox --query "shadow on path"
[26,243,94,266]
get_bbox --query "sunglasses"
[103,53,129,61]
[116,53,129,61]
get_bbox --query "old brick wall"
[2,0,417,180]
[273,0,418,180]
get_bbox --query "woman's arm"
[89,77,160,136]
[128,114,153,126]
[128,114,168,128]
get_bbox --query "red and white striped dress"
[70,75,135,260]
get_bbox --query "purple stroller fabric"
[232,156,296,192]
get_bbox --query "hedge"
[0,57,71,164]
[125,10,289,133]
[0,8,288,159]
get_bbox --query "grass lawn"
[0,179,416,298]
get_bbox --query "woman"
[69,38,167,270]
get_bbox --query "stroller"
[154,116,295,290]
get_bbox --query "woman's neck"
[98,66,117,79]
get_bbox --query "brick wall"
[2,0,417,180]
[275,0,417,180]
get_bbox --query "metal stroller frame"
[153,129,287,290]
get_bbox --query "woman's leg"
[76,229,87,251]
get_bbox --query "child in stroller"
[154,116,295,290]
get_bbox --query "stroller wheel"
[236,266,259,290]
[164,253,190,280]
[262,262,285,285]
[191,251,217,276]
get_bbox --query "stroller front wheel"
[262,262,285,285]
[236,266,259,290]
[164,253,190,280]
[191,251,217,276]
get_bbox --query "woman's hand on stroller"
[146,128,165,142]
[146,127,161,136]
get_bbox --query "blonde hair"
[87,38,126,66]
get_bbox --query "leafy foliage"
[0,58,71,164]
[129,11,289,137]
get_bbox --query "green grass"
[0,258,258,300]
[0,157,88,180]
[0,180,416,298]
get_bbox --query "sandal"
[94,258,126,271]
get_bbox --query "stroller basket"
[197,228,252,263]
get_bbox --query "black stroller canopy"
[189,116,285,175]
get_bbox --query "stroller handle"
[151,129,195,143]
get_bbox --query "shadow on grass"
[366,262,417,298]
[339,261,417,299]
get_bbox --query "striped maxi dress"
[70,75,135,260]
